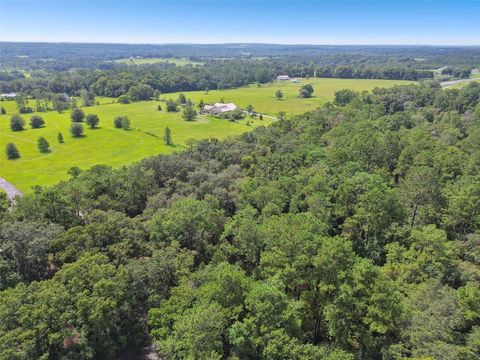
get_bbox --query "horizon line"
[2,40,480,47]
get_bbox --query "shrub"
[10,114,25,131]
[121,117,130,130]
[6,143,20,159]
[30,115,45,129]
[166,99,178,112]
[85,114,100,129]
[70,123,84,137]
[0,106,6,115]
[37,137,50,153]
[58,132,64,143]
[18,106,34,114]
[118,95,131,104]
[164,127,172,145]
[182,105,197,121]
[70,107,85,122]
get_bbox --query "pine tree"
[6,143,20,159]
[37,137,50,153]
[164,127,172,145]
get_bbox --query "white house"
[0,92,17,99]
[203,102,238,115]
[277,75,290,81]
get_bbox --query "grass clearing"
[0,78,412,192]
[170,78,413,116]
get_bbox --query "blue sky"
[0,0,479,45]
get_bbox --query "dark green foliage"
[70,107,85,122]
[70,122,84,137]
[164,127,172,145]
[334,89,357,106]
[118,94,131,104]
[57,132,64,143]
[177,93,186,104]
[299,84,314,98]
[29,114,45,128]
[182,105,196,121]
[5,143,20,159]
[166,99,178,112]
[37,137,50,153]
[114,115,130,129]
[0,106,6,115]
[275,89,283,100]
[9,114,25,131]
[85,113,100,128]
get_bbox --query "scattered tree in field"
[154,90,161,101]
[70,107,85,122]
[177,93,187,105]
[299,84,314,98]
[259,113,263,120]
[70,123,84,137]
[157,104,162,111]
[275,89,283,100]
[37,137,50,153]
[57,132,64,143]
[5,143,20,159]
[10,114,25,131]
[166,99,178,112]
[0,106,6,115]
[182,105,197,121]
[198,99,205,109]
[246,104,254,113]
[113,116,131,129]
[30,115,45,129]
[164,127,172,145]
[114,116,124,128]
[80,89,95,106]
[205,86,209,94]
[85,114,100,129]
[277,111,286,120]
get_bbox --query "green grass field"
[169,77,413,115]
[113,57,202,66]
[0,77,412,192]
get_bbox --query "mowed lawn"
[171,77,414,115]
[0,77,412,192]
[0,101,272,192]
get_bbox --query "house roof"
[205,102,238,112]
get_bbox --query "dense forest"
[1,80,480,359]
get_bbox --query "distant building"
[291,78,300,83]
[277,75,290,81]
[0,92,17,99]
[203,102,238,115]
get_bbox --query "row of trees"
[0,58,438,102]
[1,81,479,359]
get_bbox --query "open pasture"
[0,77,412,192]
